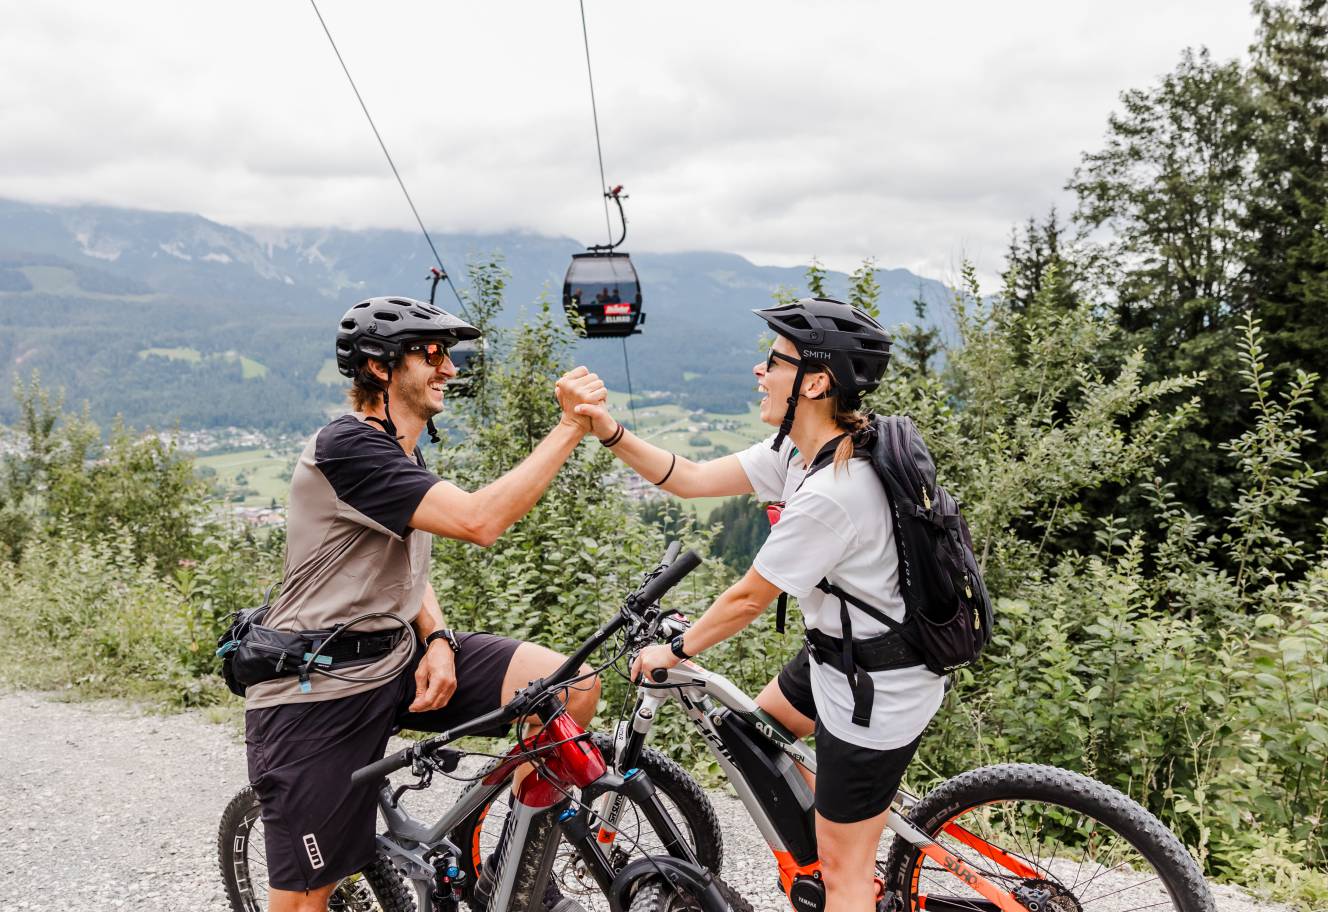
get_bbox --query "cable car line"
[578,0,614,248]
[571,1,641,429]
[306,0,470,321]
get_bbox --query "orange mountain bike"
[611,545,1215,912]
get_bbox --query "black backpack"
[776,415,993,679]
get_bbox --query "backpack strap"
[811,578,923,726]
[815,578,907,635]
[771,434,848,634]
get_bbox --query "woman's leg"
[755,647,817,789]
[816,806,891,912]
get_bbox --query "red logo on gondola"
[603,303,630,316]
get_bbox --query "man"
[245,296,606,912]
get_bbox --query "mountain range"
[0,197,952,432]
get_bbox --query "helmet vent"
[386,298,412,307]
[831,318,862,333]
[409,309,433,320]
[353,301,372,309]
[782,315,812,330]
[373,311,401,321]
[340,319,357,330]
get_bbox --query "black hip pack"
[216,602,409,698]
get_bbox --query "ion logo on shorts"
[303,833,325,869]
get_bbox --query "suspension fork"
[592,691,660,846]
[565,767,702,893]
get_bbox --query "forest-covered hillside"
[0,200,950,429]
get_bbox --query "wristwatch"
[669,634,691,660]
[425,628,461,655]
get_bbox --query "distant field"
[604,390,766,521]
[316,358,342,385]
[9,265,158,301]
[139,348,267,378]
[195,448,295,506]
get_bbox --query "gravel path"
[0,692,1289,912]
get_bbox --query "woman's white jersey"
[738,433,945,749]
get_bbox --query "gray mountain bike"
[218,545,730,912]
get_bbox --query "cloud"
[0,0,1256,285]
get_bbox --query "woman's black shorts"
[777,645,923,824]
[244,631,521,892]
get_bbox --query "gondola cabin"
[562,251,644,338]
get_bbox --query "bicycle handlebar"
[351,543,702,788]
[351,747,413,786]
[661,540,682,566]
[634,550,701,608]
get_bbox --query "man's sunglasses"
[764,349,803,372]
[404,341,453,367]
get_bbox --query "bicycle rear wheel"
[881,764,1215,912]
[218,785,413,912]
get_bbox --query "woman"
[576,297,945,912]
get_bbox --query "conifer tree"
[1244,0,1328,476]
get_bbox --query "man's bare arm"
[410,417,584,546]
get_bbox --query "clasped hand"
[555,366,609,433]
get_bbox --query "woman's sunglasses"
[405,341,453,367]
[765,349,803,372]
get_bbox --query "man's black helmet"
[335,296,480,378]
[753,297,892,403]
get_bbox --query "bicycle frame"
[607,661,1036,912]
[370,725,704,911]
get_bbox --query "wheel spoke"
[899,789,1189,912]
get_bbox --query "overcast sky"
[2,1,1257,284]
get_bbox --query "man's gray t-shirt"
[245,414,439,709]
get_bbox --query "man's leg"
[247,676,410,912]
[500,640,601,727]
[269,882,339,912]
[500,641,601,788]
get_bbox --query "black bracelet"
[653,453,677,487]
[599,423,625,447]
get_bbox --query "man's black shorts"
[776,645,923,824]
[244,632,521,892]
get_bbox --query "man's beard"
[395,371,444,420]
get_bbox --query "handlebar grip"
[661,540,682,566]
[350,747,412,788]
[635,550,702,607]
[650,667,669,683]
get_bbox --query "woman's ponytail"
[833,400,871,470]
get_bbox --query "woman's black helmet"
[753,297,892,450]
[335,296,480,378]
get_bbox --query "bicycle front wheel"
[881,764,1215,912]
[453,732,723,907]
[217,785,413,912]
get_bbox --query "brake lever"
[390,752,434,807]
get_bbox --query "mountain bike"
[218,545,729,912]
[606,553,1218,912]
